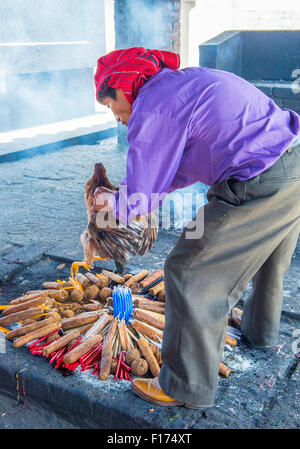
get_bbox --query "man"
[93,47,300,408]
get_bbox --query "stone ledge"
[0,113,117,163]
[252,81,300,99]
[0,342,187,429]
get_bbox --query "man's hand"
[92,187,115,212]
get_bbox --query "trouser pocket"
[260,144,300,183]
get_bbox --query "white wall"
[104,0,115,54]
[189,0,300,67]
[188,0,233,67]
[231,0,300,29]
[0,0,106,74]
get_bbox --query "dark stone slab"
[0,242,299,428]
[0,242,46,282]
[199,30,243,77]
[272,84,298,99]
[242,30,300,82]
[201,30,300,83]
[0,390,78,429]
[199,30,300,114]
[252,82,273,97]
[278,98,300,115]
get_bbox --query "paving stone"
[0,242,46,282]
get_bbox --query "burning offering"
[0,260,241,381]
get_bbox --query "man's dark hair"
[97,86,117,102]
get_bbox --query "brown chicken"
[81,163,158,270]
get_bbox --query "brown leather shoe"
[131,378,204,408]
[131,377,184,406]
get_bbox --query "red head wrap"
[94,47,180,105]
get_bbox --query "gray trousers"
[159,142,300,407]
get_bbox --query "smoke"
[0,0,105,132]
[0,69,6,94]
[116,0,171,51]
[0,0,209,235]
[114,1,210,230]
[1,66,95,132]
[128,1,169,49]
[0,0,175,133]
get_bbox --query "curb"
[0,128,117,164]
[0,341,187,429]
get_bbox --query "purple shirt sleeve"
[112,67,300,224]
[112,111,188,224]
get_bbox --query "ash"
[76,369,131,394]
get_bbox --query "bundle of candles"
[0,262,243,381]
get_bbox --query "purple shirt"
[113,67,300,224]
